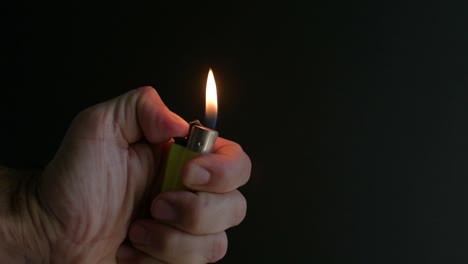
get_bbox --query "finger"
[128,219,228,264]
[150,190,247,235]
[117,244,166,264]
[181,137,251,193]
[70,86,188,146]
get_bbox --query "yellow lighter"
[161,69,218,192]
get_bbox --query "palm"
[41,116,159,262]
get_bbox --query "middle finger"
[151,190,247,235]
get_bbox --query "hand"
[118,136,250,263]
[2,87,251,263]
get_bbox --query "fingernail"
[116,245,137,259]
[186,164,210,185]
[152,199,177,221]
[129,224,147,244]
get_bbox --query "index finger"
[71,86,189,147]
[181,137,251,193]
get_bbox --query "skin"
[0,87,251,263]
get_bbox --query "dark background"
[2,1,468,263]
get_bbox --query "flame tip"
[205,67,218,128]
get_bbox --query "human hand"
[117,136,251,263]
[3,87,251,263]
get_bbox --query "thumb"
[125,86,188,144]
[71,86,188,146]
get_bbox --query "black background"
[2,1,468,263]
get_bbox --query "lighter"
[160,69,218,192]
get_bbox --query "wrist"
[0,167,57,263]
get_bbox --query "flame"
[205,68,218,128]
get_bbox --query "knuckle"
[72,104,109,137]
[75,104,102,124]
[216,165,239,193]
[206,232,228,263]
[231,141,243,152]
[185,194,206,233]
[233,191,248,226]
[182,193,209,235]
[155,226,180,254]
[137,85,155,95]
[241,153,252,186]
